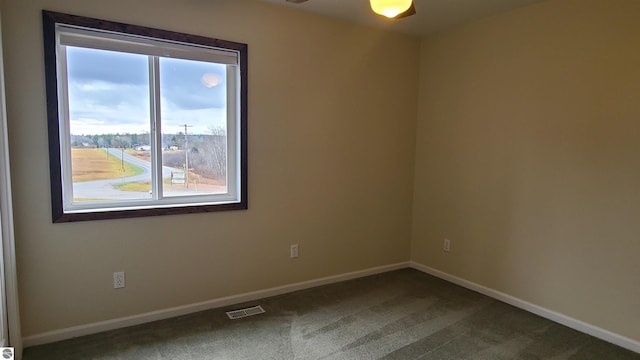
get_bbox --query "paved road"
[72,148,184,200]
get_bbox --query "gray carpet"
[23,269,639,359]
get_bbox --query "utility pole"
[180,124,193,187]
[121,148,125,183]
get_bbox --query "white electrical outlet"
[444,239,451,252]
[290,244,299,258]
[113,272,125,289]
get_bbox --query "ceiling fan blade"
[285,0,309,3]
[394,2,416,19]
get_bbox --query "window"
[42,11,247,222]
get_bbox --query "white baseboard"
[23,262,409,348]
[409,261,640,354]
[24,261,640,354]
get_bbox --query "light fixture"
[370,0,413,18]
[201,73,222,88]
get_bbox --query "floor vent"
[226,305,265,320]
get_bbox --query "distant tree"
[112,135,131,148]
[202,127,227,179]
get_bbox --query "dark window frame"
[42,10,248,223]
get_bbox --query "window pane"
[159,57,228,197]
[66,47,152,203]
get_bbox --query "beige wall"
[413,0,640,342]
[1,0,419,337]
[4,0,638,346]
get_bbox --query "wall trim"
[24,261,640,354]
[23,262,410,348]
[0,10,23,359]
[409,261,640,354]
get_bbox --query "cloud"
[67,47,228,135]
[69,81,149,108]
[160,57,227,109]
[67,47,148,85]
[162,107,227,135]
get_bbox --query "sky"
[66,46,228,136]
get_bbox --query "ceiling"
[259,0,547,37]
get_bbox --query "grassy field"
[71,148,226,194]
[115,178,175,192]
[115,181,151,192]
[72,148,143,182]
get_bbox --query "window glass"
[67,47,151,203]
[159,57,228,197]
